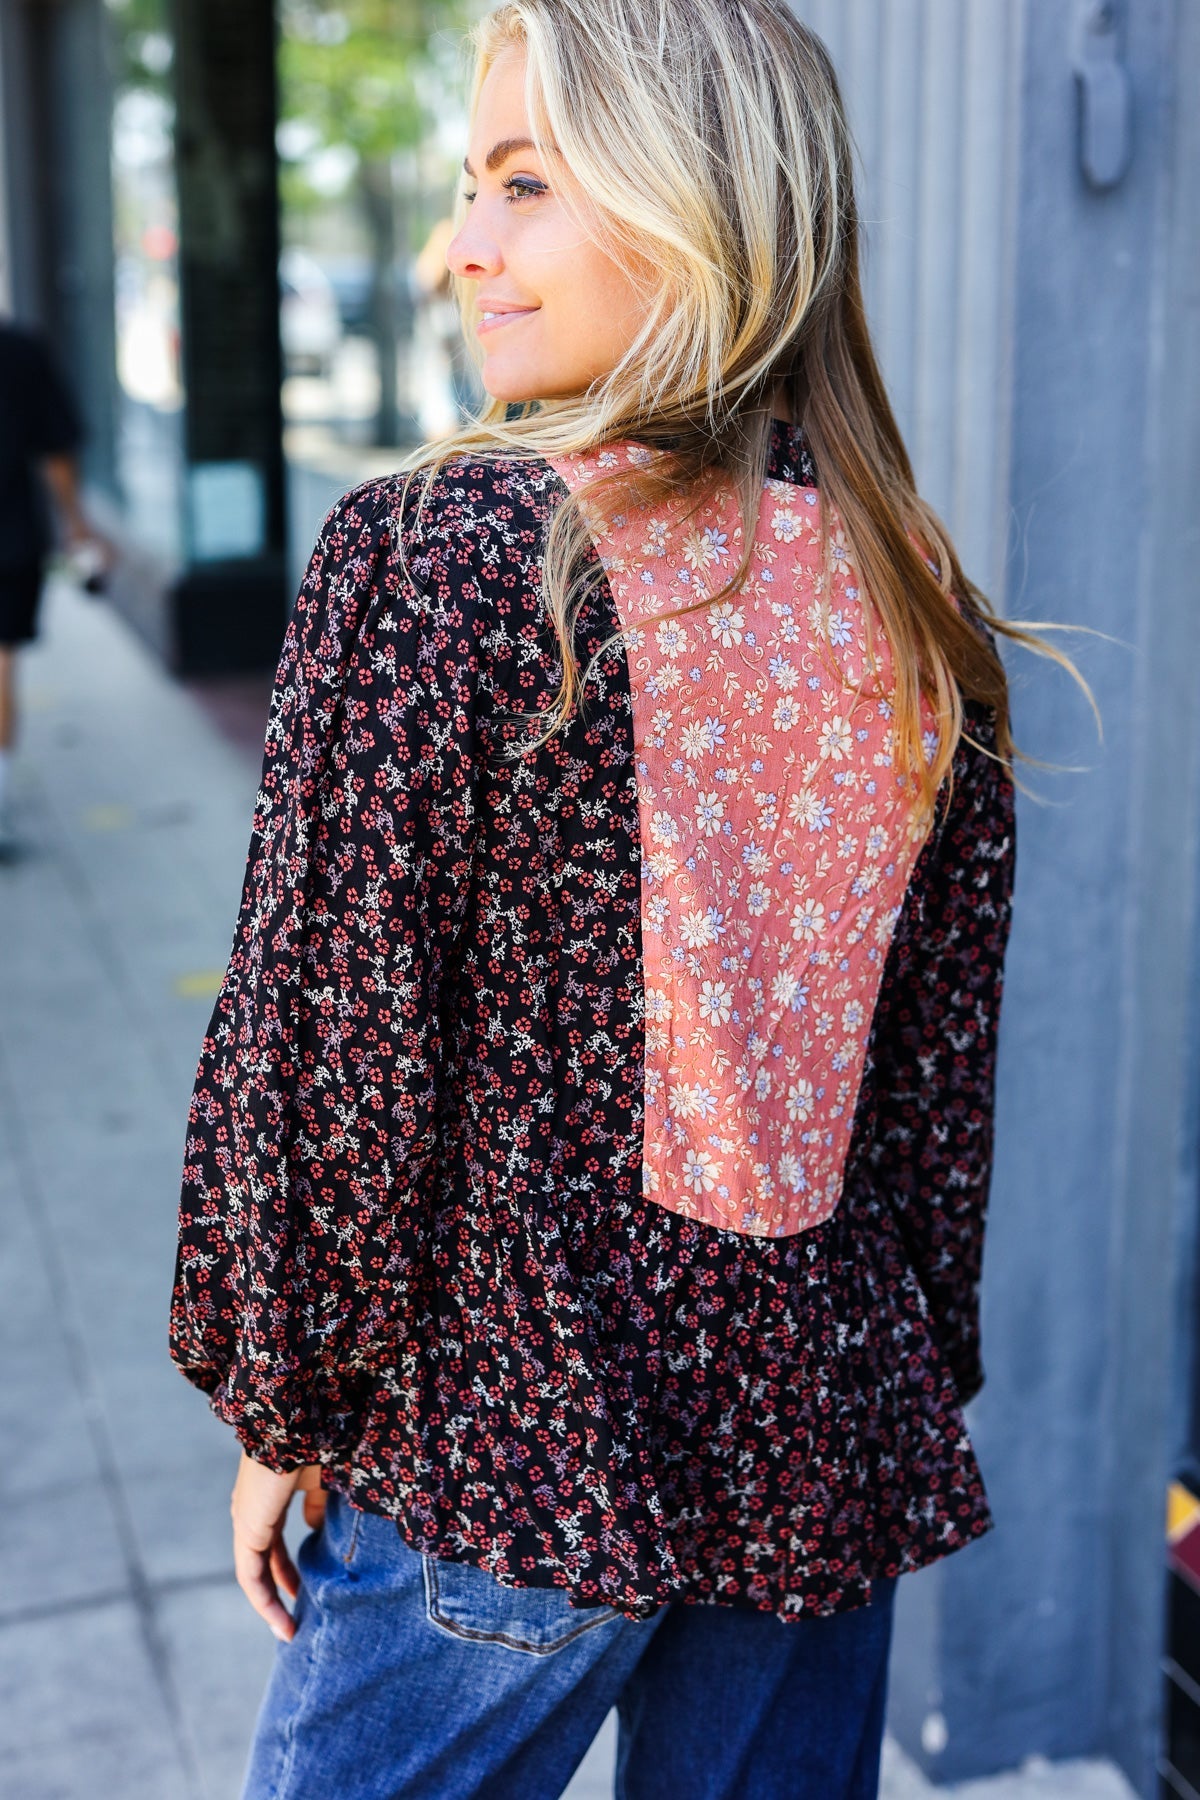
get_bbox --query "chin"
[481,362,583,407]
[481,363,538,405]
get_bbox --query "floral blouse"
[170,422,1016,1621]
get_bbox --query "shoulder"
[0,322,73,404]
[0,323,73,420]
[325,455,568,649]
[294,454,568,682]
[404,450,566,518]
[0,321,46,365]
[320,454,564,582]
[401,452,565,578]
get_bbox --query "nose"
[446,210,502,282]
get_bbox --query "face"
[446,46,652,404]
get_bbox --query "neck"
[768,380,794,424]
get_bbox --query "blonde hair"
[404,0,1079,812]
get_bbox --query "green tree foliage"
[104,0,175,100]
[277,0,477,441]
[278,0,477,223]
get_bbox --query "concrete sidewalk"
[0,581,1134,1799]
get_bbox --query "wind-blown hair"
[404,0,1077,811]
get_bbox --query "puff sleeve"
[169,478,487,1468]
[864,701,1017,1404]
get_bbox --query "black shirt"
[0,321,84,569]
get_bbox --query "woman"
[170,4,1040,1795]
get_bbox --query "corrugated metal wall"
[790,0,1023,603]
[790,6,1200,1793]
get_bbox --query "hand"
[230,1452,326,1641]
[65,524,118,574]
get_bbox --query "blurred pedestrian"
[170,4,1078,1796]
[0,317,111,855]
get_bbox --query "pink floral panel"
[550,447,936,1238]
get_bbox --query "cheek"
[480,222,650,399]
[552,247,648,363]
[580,240,637,308]
[593,275,650,369]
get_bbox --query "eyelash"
[463,176,546,206]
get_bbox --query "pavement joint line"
[0,1586,141,1632]
[153,1567,242,1599]
[0,1037,206,1800]
[0,1568,241,1634]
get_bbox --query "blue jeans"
[243,1492,897,1800]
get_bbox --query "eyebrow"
[462,136,538,178]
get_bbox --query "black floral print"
[171,424,1015,1619]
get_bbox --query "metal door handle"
[1075,1,1133,189]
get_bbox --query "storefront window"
[106,0,185,563]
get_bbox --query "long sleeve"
[863,700,1017,1404]
[169,477,487,1469]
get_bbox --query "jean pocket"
[422,1555,619,1655]
[337,1503,363,1569]
[299,1490,366,1595]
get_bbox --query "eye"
[501,175,547,203]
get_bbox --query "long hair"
[404,0,1079,813]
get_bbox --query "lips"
[476,303,538,336]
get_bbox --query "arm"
[170,476,487,1471]
[25,333,111,565]
[40,452,116,584]
[41,453,89,544]
[865,701,1017,1403]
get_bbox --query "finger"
[303,1488,328,1530]
[271,1533,302,1601]
[233,1535,295,1642]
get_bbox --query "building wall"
[1087,0,1200,1781]
[0,0,42,322]
[41,0,120,496]
[788,1,1200,1791]
[793,0,1022,603]
[0,0,119,492]
[0,6,11,314]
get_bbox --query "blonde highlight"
[401,0,1087,813]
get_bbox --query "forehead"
[473,45,530,137]
[465,45,566,181]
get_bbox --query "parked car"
[279,247,342,378]
[322,255,374,335]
